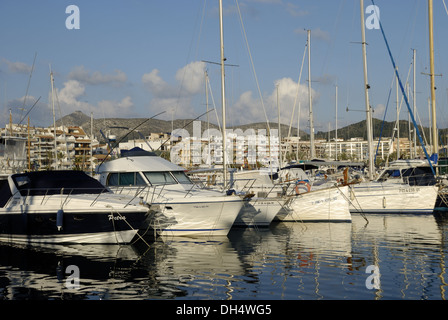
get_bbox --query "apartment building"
[1,123,97,171]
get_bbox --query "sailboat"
[348,0,439,215]
[186,0,286,228]
[275,30,352,222]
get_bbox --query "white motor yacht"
[96,151,243,237]
[0,170,149,244]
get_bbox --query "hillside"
[315,117,434,142]
[56,111,435,144]
[56,111,307,143]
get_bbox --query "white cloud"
[240,1,309,17]
[231,91,262,122]
[294,28,330,42]
[55,80,90,110]
[142,61,206,119]
[228,77,318,128]
[285,3,309,17]
[98,96,134,117]
[5,95,45,124]
[142,69,173,97]
[175,61,206,95]
[2,58,32,74]
[68,66,127,86]
[143,61,206,97]
[373,103,386,118]
[49,80,135,119]
[245,0,283,3]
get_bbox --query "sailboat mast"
[396,68,400,160]
[428,0,438,162]
[219,0,227,186]
[413,49,417,157]
[277,85,282,168]
[50,68,58,170]
[360,0,374,180]
[335,85,338,160]
[307,30,315,159]
[27,116,31,171]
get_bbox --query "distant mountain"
[315,117,433,141]
[56,111,435,144]
[57,110,91,127]
[55,111,307,143]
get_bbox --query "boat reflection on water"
[0,212,447,300]
[0,236,245,300]
[350,213,446,300]
[0,243,143,299]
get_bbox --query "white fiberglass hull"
[149,196,243,237]
[0,194,149,245]
[233,197,285,227]
[0,230,138,245]
[276,185,351,222]
[348,182,438,214]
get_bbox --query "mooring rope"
[107,205,151,248]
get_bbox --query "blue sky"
[1,0,448,135]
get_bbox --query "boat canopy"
[10,170,108,196]
[97,155,185,173]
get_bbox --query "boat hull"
[0,209,147,244]
[275,185,351,222]
[233,197,284,227]
[348,183,438,214]
[149,197,243,237]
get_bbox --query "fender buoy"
[295,180,311,194]
[56,209,64,231]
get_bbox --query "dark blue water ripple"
[0,213,447,300]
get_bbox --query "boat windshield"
[0,179,12,207]
[402,167,436,186]
[143,171,177,185]
[376,167,436,186]
[377,169,401,182]
[171,171,193,184]
[107,172,146,186]
[12,171,108,196]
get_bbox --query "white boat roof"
[387,159,433,168]
[96,156,185,173]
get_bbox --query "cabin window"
[136,173,146,185]
[377,169,401,182]
[14,175,31,187]
[143,171,176,185]
[120,173,134,185]
[107,173,119,186]
[402,167,436,186]
[107,172,146,186]
[0,180,12,208]
[171,171,192,184]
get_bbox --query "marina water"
[0,213,447,300]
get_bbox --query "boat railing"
[107,184,170,204]
[12,186,112,207]
[231,177,294,199]
[232,178,257,194]
[188,177,218,191]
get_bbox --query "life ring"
[295,180,311,194]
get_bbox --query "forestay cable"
[370,0,435,176]
[235,0,270,134]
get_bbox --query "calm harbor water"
[0,213,447,300]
